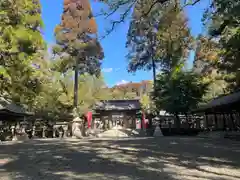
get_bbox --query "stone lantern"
[72,117,83,138]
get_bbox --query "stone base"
[12,136,29,141]
[12,136,18,141]
[72,131,83,139]
[16,134,29,141]
[112,125,124,130]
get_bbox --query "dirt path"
[0,137,240,180]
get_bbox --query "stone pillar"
[196,117,200,129]
[11,125,17,141]
[205,113,209,129]
[32,125,36,138]
[93,119,97,130]
[103,116,108,130]
[42,125,47,138]
[108,114,113,129]
[53,126,56,138]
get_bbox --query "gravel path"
[0,137,240,180]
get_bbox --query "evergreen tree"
[203,0,240,90]
[126,0,192,90]
[0,0,46,109]
[126,0,162,87]
[53,0,104,111]
[193,35,227,101]
[154,70,208,128]
[99,0,201,35]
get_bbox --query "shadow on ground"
[0,137,240,180]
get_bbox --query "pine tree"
[53,0,104,111]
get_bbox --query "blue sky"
[40,0,209,87]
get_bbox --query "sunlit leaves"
[0,0,46,109]
[154,71,209,113]
[202,0,240,90]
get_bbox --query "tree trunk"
[73,59,79,108]
[150,30,157,96]
[152,58,156,93]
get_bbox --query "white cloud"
[102,68,113,73]
[116,80,129,85]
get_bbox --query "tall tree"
[99,0,201,35]
[155,2,192,73]
[203,0,240,90]
[126,0,192,90]
[0,0,46,109]
[126,0,162,88]
[154,70,208,128]
[53,0,104,112]
[193,35,227,101]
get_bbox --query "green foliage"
[140,94,155,113]
[193,36,228,101]
[203,0,240,90]
[0,0,46,108]
[32,66,110,119]
[126,0,192,74]
[154,71,208,114]
[126,0,162,72]
[110,88,137,100]
[155,2,193,73]
[108,81,153,101]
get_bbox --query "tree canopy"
[154,71,209,114]
[1,0,239,121]
[53,0,104,109]
[0,0,46,109]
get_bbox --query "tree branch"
[100,1,136,40]
[183,0,201,7]
[98,0,202,39]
